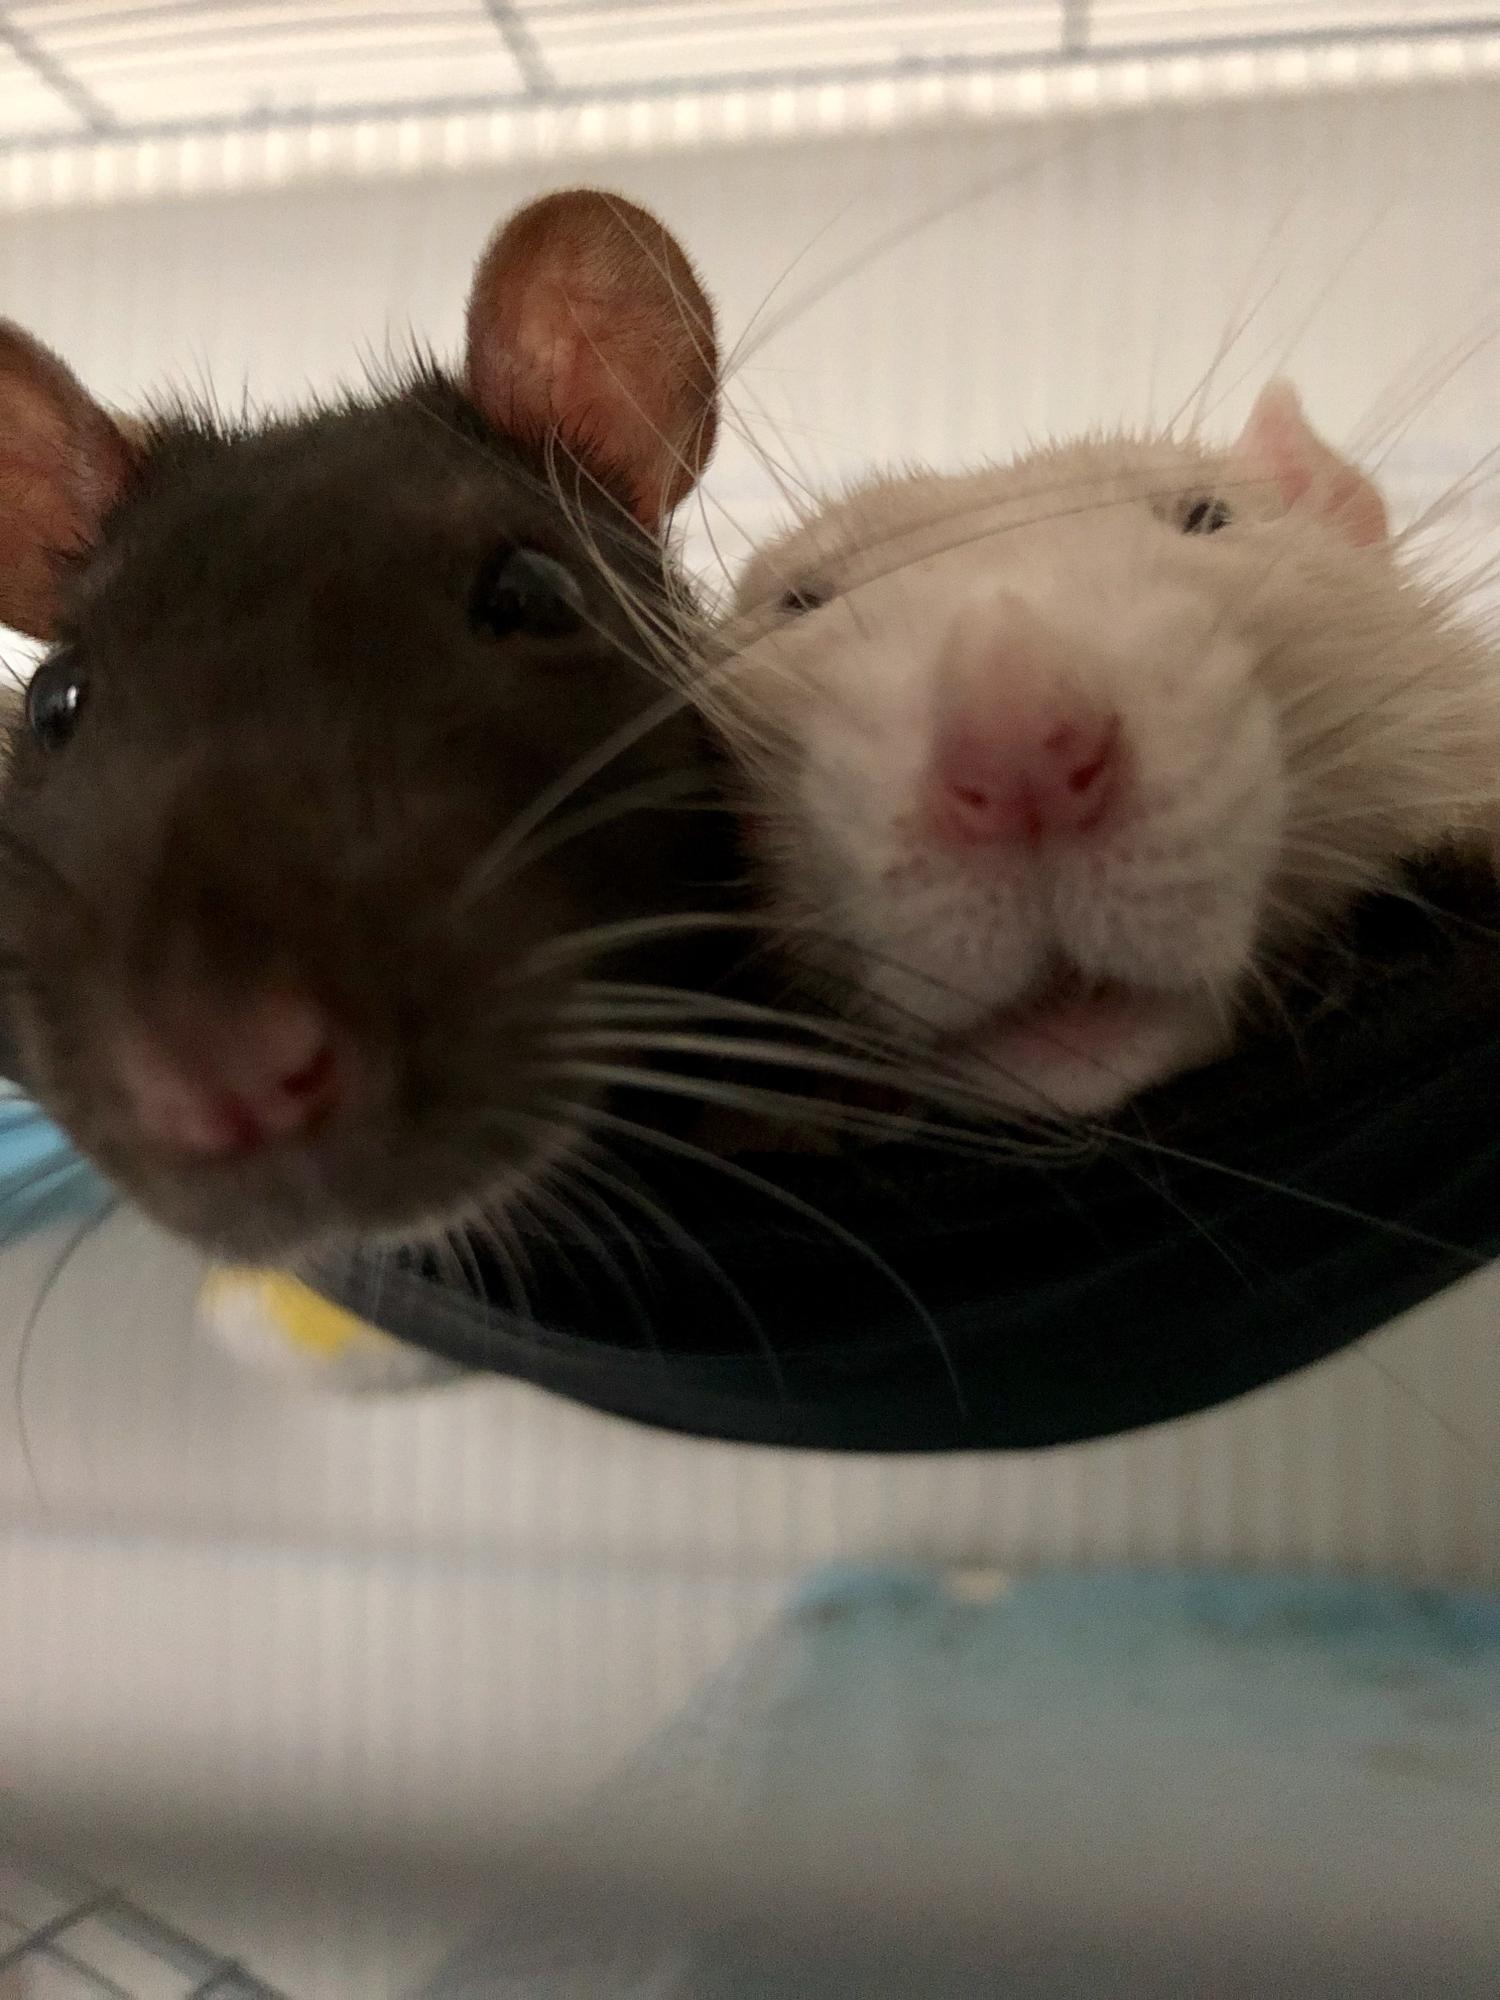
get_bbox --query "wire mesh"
[0,4,1497,1996]
[1,1,1497,148]
[0,1846,282,2000]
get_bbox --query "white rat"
[718,385,1500,1118]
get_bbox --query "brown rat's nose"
[113,989,350,1158]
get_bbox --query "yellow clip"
[202,1267,370,1358]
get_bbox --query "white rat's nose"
[926,710,1120,848]
[924,593,1123,849]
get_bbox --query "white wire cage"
[0,6,1498,1996]
[2,1,1500,208]
[0,2,1497,138]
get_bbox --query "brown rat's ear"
[0,321,137,638]
[464,188,718,530]
[1235,380,1388,548]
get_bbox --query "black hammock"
[291,853,1500,1453]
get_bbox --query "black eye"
[778,583,831,615]
[1182,497,1232,535]
[25,653,89,750]
[472,547,586,640]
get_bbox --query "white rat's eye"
[1181,497,1232,535]
[25,651,89,751]
[778,582,832,616]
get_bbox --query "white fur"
[719,415,1500,1116]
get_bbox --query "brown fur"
[0,191,734,1261]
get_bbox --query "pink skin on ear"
[1236,380,1388,548]
[463,188,718,531]
[0,322,137,639]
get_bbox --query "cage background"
[2,2,1500,210]
[0,1842,283,1998]
[0,6,1498,1996]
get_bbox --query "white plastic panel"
[1,1,1497,158]
[11,0,523,126]
[0,52,1497,2000]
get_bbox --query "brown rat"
[716,383,1500,1119]
[0,188,731,1262]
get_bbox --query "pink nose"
[114,989,349,1158]
[925,708,1122,848]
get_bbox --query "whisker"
[532,1107,790,1402]
[515,1162,665,1364]
[460,1201,535,1325]
[480,769,722,899]
[445,684,695,922]
[523,910,767,975]
[14,1195,118,1513]
[546,1024,1072,1156]
[538,1092,968,1417]
[1352,1342,1500,1497]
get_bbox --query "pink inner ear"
[507,284,623,459]
[470,279,709,527]
[464,190,718,530]
[1236,381,1388,548]
[0,326,135,637]
[1321,465,1388,548]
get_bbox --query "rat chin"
[951,979,1228,1118]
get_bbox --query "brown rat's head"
[0,189,724,1261]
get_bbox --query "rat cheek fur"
[787,695,928,907]
[1087,678,1287,993]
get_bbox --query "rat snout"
[95,757,375,1160]
[111,986,354,1160]
[922,592,1123,849]
[926,712,1120,847]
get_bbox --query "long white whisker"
[536,1092,969,1417]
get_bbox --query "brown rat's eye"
[778,582,831,615]
[25,652,89,750]
[473,547,585,641]
[1182,497,1232,535]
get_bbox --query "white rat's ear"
[0,322,138,638]
[464,188,718,531]
[1234,380,1388,548]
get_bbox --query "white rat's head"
[721,384,1497,1116]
